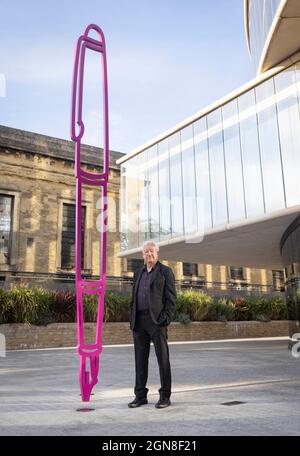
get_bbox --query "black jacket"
[130,260,177,330]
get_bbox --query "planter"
[0,320,290,351]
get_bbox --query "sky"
[0,0,254,154]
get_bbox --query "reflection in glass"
[249,0,282,69]
[169,132,183,237]
[120,59,300,252]
[222,100,246,222]
[207,109,228,226]
[147,145,160,240]
[255,78,285,211]
[0,195,13,261]
[275,66,300,207]
[121,157,139,250]
[158,139,171,240]
[238,90,265,217]
[181,125,197,234]
[194,118,212,230]
[138,150,149,244]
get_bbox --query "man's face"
[143,246,158,265]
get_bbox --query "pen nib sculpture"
[71,24,109,402]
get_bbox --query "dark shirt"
[136,263,157,311]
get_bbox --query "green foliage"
[214,298,236,322]
[176,290,214,321]
[1,285,55,325]
[104,292,131,322]
[30,287,55,326]
[52,291,76,323]
[0,285,288,325]
[0,288,13,324]
[230,296,248,321]
[175,291,287,323]
[83,294,98,322]
[244,295,287,321]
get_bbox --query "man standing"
[128,240,177,409]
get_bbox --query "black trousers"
[133,310,171,400]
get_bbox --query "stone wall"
[0,321,289,350]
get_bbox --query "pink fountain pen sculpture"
[71,24,109,402]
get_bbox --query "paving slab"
[0,339,299,436]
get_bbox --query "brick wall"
[0,321,289,350]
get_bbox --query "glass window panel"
[137,150,149,245]
[183,262,198,277]
[274,66,300,207]
[181,125,198,235]
[147,145,160,240]
[193,118,212,230]
[249,0,281,70]
[255,78,285,212]
[207,109,228,227]
[238,89,265,217]
[230,266,244,280]
[222,100,246,222]
[127,258,144,273]
[0,195,13,262]
[158,139,171,240]
[120,164,127,251]
[61,204,85,269]
[121,156,139,250]
[169,132,184,237]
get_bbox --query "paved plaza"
[0,338,299,436]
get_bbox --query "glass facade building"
[247,0,282,69]
[120,61,300,252]
[119,0,300,341]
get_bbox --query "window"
[230,266,244,280]
[183,262,198,277]
[158,139,171,240]
[0,195,13,264]
[272,270,285,291]
[127,258,144,273]
[61,204,85,269]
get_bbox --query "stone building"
[0,125,283,295]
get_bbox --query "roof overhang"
[258,0,300,74]
[119,207,300,269]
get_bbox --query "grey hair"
[142,240,159,252]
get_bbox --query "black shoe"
[155,397,171,409]
[128,397,148,408]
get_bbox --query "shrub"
[52,291,76,323]
[104,292,131,322]
[2,285,55,325]
[230,296,248,321]
[0,288,13,324]
[215,298,236,321]
[30,287,55,326]
[176,290,214,321]
[261,296,287,320]
[6,285,38,324]
[0,285,288,325]
[244,296,286,321]
[83,294,98,322]
[173,312,191,324]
